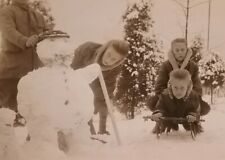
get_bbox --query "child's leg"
[98,107,109,134]
[94,98,109,134]
[200,97,211,116]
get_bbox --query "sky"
[48,0,225,58]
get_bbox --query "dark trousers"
[94,98,108,133]
[0,78,20,112]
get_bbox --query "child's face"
[172,42,187,62]
[102,46,124,66]
[171,79,188,99]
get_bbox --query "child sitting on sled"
[151,69,202,133]
[148,38,210,133]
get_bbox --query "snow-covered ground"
[67,96,224,160]
[11,96,225,160]
[1,37,223,160]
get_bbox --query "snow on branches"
[115,0,164,118]
[199,50,225,89]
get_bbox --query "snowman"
[17,35,101,159]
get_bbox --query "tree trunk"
[211,84,213,104]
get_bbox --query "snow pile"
[0,108,16,126]
[0,108,19,160]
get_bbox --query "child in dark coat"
[151,69,202,133]
[71,40,129,135]
[148,38,210,116]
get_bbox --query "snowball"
[36,38,75,67]
[18,66,97,130]
[37,38,74,59]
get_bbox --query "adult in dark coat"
[71,40,129,134]
[0,0,49,125]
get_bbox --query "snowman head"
[37,37,74,67]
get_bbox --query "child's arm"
[155,63,170,95]
[152,95,166,116]
[186,92,201,122]
[192,65,203,96]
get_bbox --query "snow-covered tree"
[190,35,204,63]
[0,0,55,29]
[30,0,55,29]
[199,50,225,103]
[115,0,164,119]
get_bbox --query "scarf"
[168,48,193,70]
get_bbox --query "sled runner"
[143,116,205,140]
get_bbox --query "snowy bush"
[199,50,225,89]
[190,35,204,63]
[115,0,164,118]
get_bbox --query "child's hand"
[26,35,39,47]
[186,115,197,122]
[151,113,163,121]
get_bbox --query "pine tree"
[190,35,204,64]
[199,50,225,103]
[115,0,164,119]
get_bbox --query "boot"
[88,119,96,135]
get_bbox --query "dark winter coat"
[155,89,200,118]
[70,41,123,101]
[0,3,48,78]
[155,60,202,96]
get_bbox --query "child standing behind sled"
[151,69,203,133]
